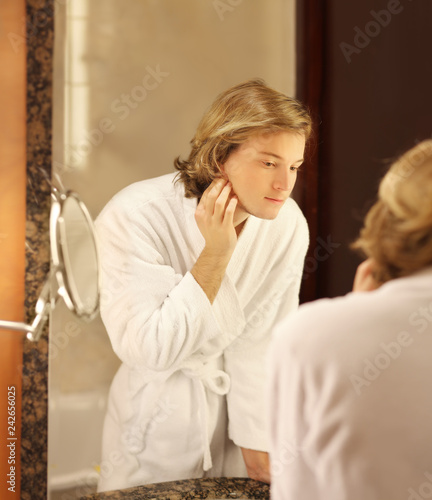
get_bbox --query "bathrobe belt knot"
[182,363,231,471]
[124,361,230,467]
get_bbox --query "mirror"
[0,187,99,342]
[49,0,296,497]
[52,189,99,321]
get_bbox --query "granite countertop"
[80,477,270,500]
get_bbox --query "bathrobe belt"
[182,363,231,471]
[125,360,231,471]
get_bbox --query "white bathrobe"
[268,266,432,500]
[95,172,308,492]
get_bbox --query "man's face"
[222,131,305,221]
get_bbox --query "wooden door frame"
[295,0,327,303]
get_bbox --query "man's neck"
[234,209,249,237]
[235,220,246,237]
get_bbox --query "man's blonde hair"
[174,78,312,198]
[352,140,432,283]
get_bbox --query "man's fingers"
[206,178,225,194]
[203,179,231,216]
[198,179,222,210]
[223,196,238,224]
[213,183,233,214]
[194,178,238,256]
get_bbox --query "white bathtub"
[48,387,108,493]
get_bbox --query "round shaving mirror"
[0,187,100,341]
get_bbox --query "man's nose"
[273,167,295,191]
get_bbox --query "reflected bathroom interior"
[48,0,296,497]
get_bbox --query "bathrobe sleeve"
[95,194,243,371]
[224,206,309,452]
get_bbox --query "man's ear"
[216,162,228,180]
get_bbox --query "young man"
[268,140,432,500]
[96,79,311,491]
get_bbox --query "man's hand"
[240,447,271,484]
[352,258,381,292]
[194,178,238,257]
[191,179,238,303]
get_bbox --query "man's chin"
[238,201,283,221]
[246,209,281,221]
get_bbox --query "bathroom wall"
[0,0,27,496]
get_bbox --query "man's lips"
[265,197,285,204]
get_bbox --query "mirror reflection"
[49,0,296,498]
